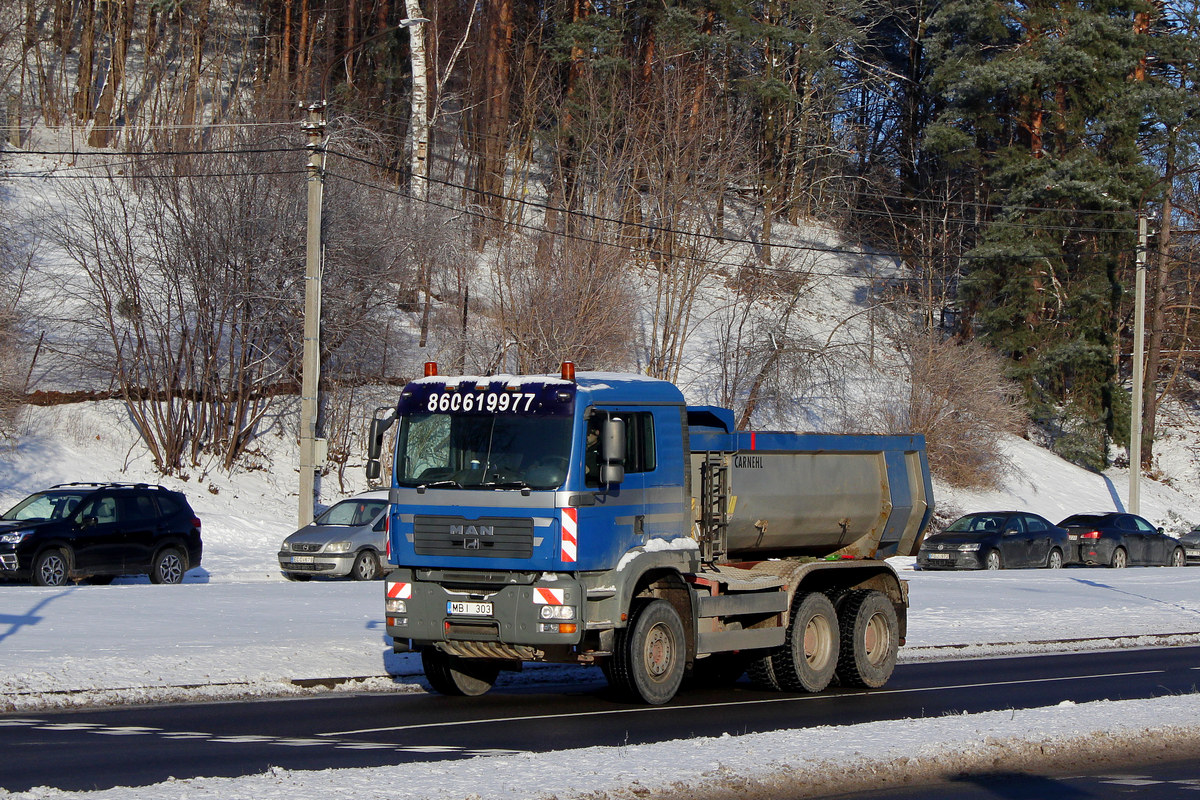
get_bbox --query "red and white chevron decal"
[386,582,412,599]
[534,587,565,605]
[561,507,578,563]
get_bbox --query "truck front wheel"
[608,599,686,705]
[420,647,500,697]
[773,592,839,692]
[835,590,899,689]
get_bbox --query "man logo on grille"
[464,538,480,549]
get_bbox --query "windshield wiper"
[417,479,463,493]
[481,480,531,490]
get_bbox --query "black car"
[0,483,203,586]
[1180,525,1200,565]
[916,511,1072,570]
[1058,512,1186,568]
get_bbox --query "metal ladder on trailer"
[699,452,730,565]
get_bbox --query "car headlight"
[958,543,982,551]
[279,541,292,552]
[327,541,352,553]
[0,530,32,545]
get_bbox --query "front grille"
[292,542,323,553]
[413,515,534,559]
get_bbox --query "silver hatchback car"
[279,491,390,581]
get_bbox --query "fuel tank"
[687,408,934,559]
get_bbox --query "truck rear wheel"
[608,599,686,705]
[420,647,500,697]
[772,592,839,692]
[835,590,898,689]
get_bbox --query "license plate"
[447,601,493,616]
[1069,534,1079,540]
[1187,550,1200,557]
[290,555,314,564]
[929,553,953,560]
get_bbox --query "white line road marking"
[324,669,1165,738]
[90,727,161,736]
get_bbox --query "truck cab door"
[580,410,650,561]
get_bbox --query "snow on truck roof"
[406,371,686,404]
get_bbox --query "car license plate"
[929,553,953,560]
[447,601,493,616]
[1187,549,1200,557]
[1069,534,1079,540]
[290,555,314,564]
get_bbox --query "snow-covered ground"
[3,403,1200,799]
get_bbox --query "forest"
[2,0,1200,483]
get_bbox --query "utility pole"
[299,102,327,527]
[1130,213,1148,516]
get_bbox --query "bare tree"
[489,232,637,374]
[874,330,1025,488]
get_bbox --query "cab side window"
[584,411,657,487]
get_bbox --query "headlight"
[279,541,292,552]
[0,530,31,545]
[386,599,406,613]
[539,605,575,620]
[958,543,982,551]
[326,541,352,553]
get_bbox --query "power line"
[324,147,1144,268]
[323,167,1138,279]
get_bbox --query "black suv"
[0,483,203,586]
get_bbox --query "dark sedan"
[917,511,1072,570]
[1058,512,1186,568]
[1180,525,1200,565]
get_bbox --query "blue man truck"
[366,362,934,705]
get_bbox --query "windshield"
[315,499,388,527]
[396,414,574,490]
[944,513,1011,534]
[2,491,89,522]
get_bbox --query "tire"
[771,592,839,693]
[747,653,782,690]
[350,550,381,581]
[835,590,899,689]
[1110,547,1128,569]
[32,549,70,587]
[420,647,499,697]
[608,599,687,705]
[1047,548,1064,569]
[985,550,1003,570]
[1169,547,1186,568]
[149,547,186,584]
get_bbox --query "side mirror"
[601,416,626,485]
[1158,527,1166,536]
[366,407,395,482]
[81,516,97,529]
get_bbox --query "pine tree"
[926,0,1155,468]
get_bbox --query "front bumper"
[278,551,355,577]
[917,551,984,570]
[385,567,585,660]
